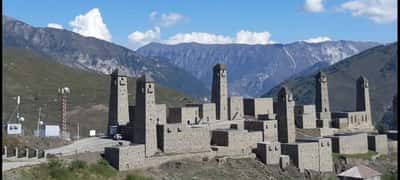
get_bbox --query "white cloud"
[164,30,273,45]
[69,8,112,41]
[340,0,397,23]
[47,23,64,29]
[235,30,273,44]
[304,0,325,12]
[303,36,331,43]
[165,32,233,44]
[149,11,185,27]
[128,26,161,50]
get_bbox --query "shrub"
[69,160,87,171]
[88,159,117,178]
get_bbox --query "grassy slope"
[2,48,195,137]
[263,43,398,126]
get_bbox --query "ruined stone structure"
[326,133,368,154]
[157,124,210,153]
[367,134,388,155]
[256,141,281,165]
[186,103,216,123]
[104,144,145,171]
[243,98,274,118]
[276,86,296,143]
[331,76,373,130]
[133,74,158,157]
[244,120,278,142]
[228,96,244,120]
[108,69,130,136]
[315,72,331,128]
[167,106,200,124]
[211,64,228,121]
[294,105,317,129]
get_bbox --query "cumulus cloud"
[303,36,331,43]
[69,8,112,41]
[304,0,325,12]
[47,23,64,29]
[149,11,185,27]
[235,30,273,44]
[339,0,397,23]
[128,26,161,50]
[164,30,273,45]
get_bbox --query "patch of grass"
[88,159,117,178]
[333,151,378,160]
[125,174,153,180]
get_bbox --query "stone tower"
[315,71,331,128]
[356,76,372,127]
[108,69,129,136]
[393,94,397,130]
[133,73,158,157]
[276,86,296,143]
[211,64,228,120]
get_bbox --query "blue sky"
[3,0,397,49]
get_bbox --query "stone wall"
[168,107,200,124]
[256,141,281,165]
[157,124,210,153]
[294,105,316,129]
[228,96,244,120]
[367,134,388,154]
[281,142,319,172]
[244,120,278,142]
[186,103,216,123]
[104,144,145,171]
[297,137,333,172]
[155,104,167,125]
[243,98,274,118]
[211,129,262,150]
[326,133,368,154]
[332,111,371,129]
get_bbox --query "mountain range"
[2,16,209,99]
[137,41,380,97]
[263,42,398,127]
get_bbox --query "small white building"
[337,165,381,180]
[7,123,22,135]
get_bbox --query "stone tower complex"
[315,71,331,128]
[133,74,158,157]
[211,64,228,120]
[276,86,296,143]
[356,76,372,126]
[108,69,129,136]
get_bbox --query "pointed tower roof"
[213,63,227,71]
[315,71,326,78]
[338,165,381,179]
[111,68,127,77]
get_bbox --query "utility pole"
[36,107,42,137]
[75,119,79,160]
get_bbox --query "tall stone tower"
[276,86,296,143]
[315,71,331,128]
[133,73,158,157]
[393,94,397,130]
[211,64,228,120]
[356,76,372,127]
[108,69,129,136]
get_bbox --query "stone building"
[211,129,262,155]
[157,123,210,153]
[133,74,158,157]
[228,96,244,120]
[281,142,319,172]
[326,133,368,154]
[315,72,331,128]
[186,103,216,123]
[367,134,388,155]
[243,98,274,119]
[256,141,281,165]
[331,76,373,130]
[296,137,333,172]
[108,69,130,136]
[294,105,317,129]
[104,144,145,171]
[244,120,278,142]
[167,106,200,124]
[211,64,228,121]
[276,86,296,143]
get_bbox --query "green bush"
[88,159,117,178]
[69,160,87,171]
[126,174,153,180]
[47,159,75,180]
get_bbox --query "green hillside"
[2,48,195,137]
[263,43,397,127]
